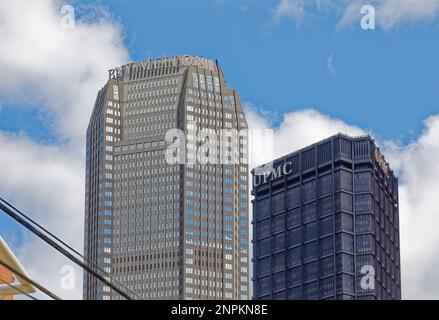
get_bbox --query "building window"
[336,253,354,273]
[272,233,285,253]
[287,208,301,228]
[301,149,315,171]
[355,172,372,192]
[318,174,332,197]
[287,266,301,287]
[287,286,302,299]
[256,219,270,239]
[192,73,199,88]
[303,281,318,300]
[303,222,317,242]
[286,186,300,208]
[319,236,333,257]
[336,233,354,253]
[272,252,285,272]
[320,276,334,298]
[273,271,286,291]
[355,254,374,276]
[302,202,316,223]
[317,142,331,164]
[287,247,301,267]
[256,276,271,296]
[206,75,213,91]
[319,216,333,237]
[354,139,370,159]
[318,196,333,217]
[336,274,354,294]
[355,214,373,233]
[303,261,317,282]
[355,194,373,213]
[303,241,317,262]
[335,170,352,192]
[335,192,353,212]
[256,238,270,258]
[319,256,334,278]
[302,180,316,203]
[272,214,285,233]
[256,257,270,277]
[335,212,353,233]
[214,77,220,92]
[334,138,352,159]
[199,74,205,89]
[255,198,270,220]
[288,227,301,248]
[356,234,374,253]
[272,192,285,213]
[272,291,285,300]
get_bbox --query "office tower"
[251,134,401,300]
[0,265,13,300]
[84,56,249,300]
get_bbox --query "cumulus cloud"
[246,107,366,164]
[272,0,439,30]
[0,132,84,299]
[0,0,128,299]
[1,0,438,301]
[271,0,333,26]
[383,115,439,299]
[246,106,439,299]
[0,0,129,144]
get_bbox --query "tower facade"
[84,56,249,300]
[252,134,401,300]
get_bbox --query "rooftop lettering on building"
[109,55,218,79]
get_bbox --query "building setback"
[251,134,401,300]
[84,56,249,300]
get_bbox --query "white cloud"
[338,0,439,30]
[272,0,333,26]
[246,107,366,162]
[272,0,305,25]
[0,0,128,299]
[272,0,439,30]
[246,106,439,299]
[0,0,129,143]
[0,132,84,300]
[326,53,336,77]
[1,0,438,301]
[383,114,439,299]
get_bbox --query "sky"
[0,0,439,300]
[81,0,439,141]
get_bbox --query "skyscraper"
[84,56,249,300]
[251,134,401,300]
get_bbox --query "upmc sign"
[253,161,293,187]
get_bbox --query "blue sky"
[84,0,439,141]
[2,0,438,247]
[2,0,439,142]
[1,0,439,299]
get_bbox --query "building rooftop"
[252,133,396,179]
[109,55,220,79]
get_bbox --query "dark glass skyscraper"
[251,134,401,300]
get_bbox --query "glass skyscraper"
[84,56,249,300]
[251,134,401,300]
